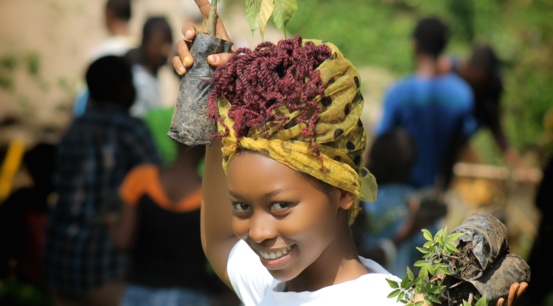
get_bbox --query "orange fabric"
[119,164,201,212]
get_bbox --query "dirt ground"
[0,0,541,259]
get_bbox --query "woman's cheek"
[232,218,250,240]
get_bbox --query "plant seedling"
[206,0,298,37]
[386,227,487,306]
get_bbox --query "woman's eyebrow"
[228,188,288,201]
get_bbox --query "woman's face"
[226,151,352,282]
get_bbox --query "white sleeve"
[227,240,275,306]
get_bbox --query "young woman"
[171,1,528,305]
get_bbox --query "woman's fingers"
[173,22,200,76]
[207,52,233,67]
[172,39,192,76]
[181,22,198,42]
[194,0,211,18]
[495,281,528,306]
[507,283,520,306]
[172,1,234,75]
[517,282,528,296]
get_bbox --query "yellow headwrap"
[217,39,377,224]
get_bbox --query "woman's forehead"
[227,152,332,197]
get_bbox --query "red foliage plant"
[207,36,332,153]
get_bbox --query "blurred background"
[0,0,551,304]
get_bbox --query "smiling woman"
[199,35,396,305]
[171,1,527,305]
[171,1,405,304]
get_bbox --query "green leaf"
[399,291,406,302]
[258,0,274,38]
[272,0,297,37]
[245,0,261,34]
[401,274,413,289]
[387,289,401,298]
[448,232,464,242]
[427,294,441,304]
[444,242,459,253]
[406,267,415,282]
[422,229,433,241]
[475,296,487,306]
[387,278,399,289]
[416,246,429,255]
[419,266,429,280]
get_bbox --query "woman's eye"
[271,202,291,210]
[232,202,250,212]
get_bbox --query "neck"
[108,20,130,36]
[137,53,159,76]
[416,54,440,77]
[286,222,366,292]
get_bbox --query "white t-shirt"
[87,35,137,62]
[228,240,405,306]
[130,64,163,118]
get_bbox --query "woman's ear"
[338,189,355,210]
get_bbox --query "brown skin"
[142,30,173,76]
[171,1,527,303]
[228,151,364,292]
[104,6,130,37]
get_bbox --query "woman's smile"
[257,245,296,270]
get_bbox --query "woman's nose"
[248,212,277,244]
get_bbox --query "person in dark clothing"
[42,55,161,306]
[110,141,239,306]
[438,44,526,170]
[521,107,553,306]
[0,142,56,286]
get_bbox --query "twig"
[208,0,219,36]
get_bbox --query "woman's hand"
[171,0,234,76]
[496,282,528,306]
[414,282,528,306]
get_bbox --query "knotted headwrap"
[213,38,377,224]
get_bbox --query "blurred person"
[354,128,446,277]
[88,0,136,62]
[124,15,174,118]
[0,142,56,287]
[438,44,526,173]
[125,16,177,167]
[521,107,553,306]
[109,141,239,306]
[376,16,474,191]
[73,0,136,117]
[42,55,161,306]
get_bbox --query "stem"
[208,0,219,36]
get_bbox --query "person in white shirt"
[73,0,136,117]
[124,16,173,118]
[171,2,528,305]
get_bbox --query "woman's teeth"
[260,246,292,260]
